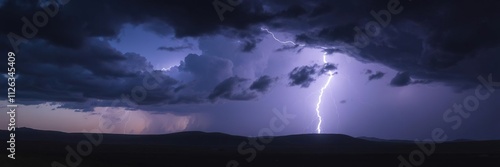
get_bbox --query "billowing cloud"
[368,71,385,81]
[289,64,320,88]
[158,44,193,52]
[249,75,277,93]
[1,39,172,102]
[0,0,498,113]
[240,38,263,52]
[178,54,234,89]
[2,0,499,91]
[320,63,337,74]
[390,72,431,87]
[275,44,301,52]
[286,0,500,90]
[208,76,257,102]
[390,72,412,87]
[289,63,337,88]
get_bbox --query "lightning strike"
[261,27,335,134]
[315,54,334,134]
[260,27,305,46]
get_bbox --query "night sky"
[0,0,499,141]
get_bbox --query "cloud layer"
[1,0,499,112]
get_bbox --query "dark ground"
[1,128,499,167]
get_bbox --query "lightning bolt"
[316,54,334,134]
[261,27,335,134]
[260,27,305,47]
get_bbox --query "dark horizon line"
[3,127,497,143]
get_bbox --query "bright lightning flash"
[261,27,334,134]
[260,27,305,46]
[315,54,334,134]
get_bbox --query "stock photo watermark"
[5,0,72,160]
[213,0,243,22]
[353,0,411,48]
[397,74,500,167]
[6,52,16,160]
[7,0,71,53]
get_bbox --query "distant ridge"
[0,127,484,144]
[1,127,499,167]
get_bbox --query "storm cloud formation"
[208,76,256,102]
[390,72,431,87]
[0,0,499,112]
[289,63,337,88]
[287,0,500,90]
[365,70,385,81]
[249,75,277,93]
[208,75,278,102]
[289,65,318,88]
[178,54,234,88]
[158,44,193,52]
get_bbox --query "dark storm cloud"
[289,64,319,88]
[1,0,499,111]
[315,24,359,44]
[178,54,233,88]
[158,44,193,52]
[1,0,499,91]
[208,76,257,102]
[390,72,431,87]
[0,0,287,53]
[240,38,263,52]
[0,39,210,107]
[288,63,337,88]
[0,0,280,110]
[320,63,337,74]
[55,100,112,112]
[249,75,277,93]
[278,0,500,90]
[0,2,339,50]
[367,71,385,81]
[390,72,412,87]
[323,48,347,55]
[275,44,301,52]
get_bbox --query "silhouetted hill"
[1,128,499,167]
